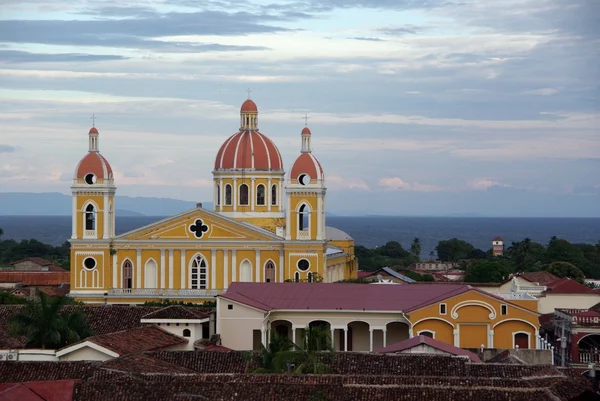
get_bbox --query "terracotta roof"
[141,305,208,320]
[37,285,70,298]
[357,271,371,278]
[99,353,198,374]
[59,325,187,356]
[518,271,560,285]
[221,282,472,312]
[0,271,69,286]
[376,335,481,362]
[214,130,283,170]
[202,345,233,351]
[0,380,77,401]
[545,277,598,294]
[89,127,98,134]
[240,99,258,112]
[301,126,311,135]
[75,151,113,180]
[0,362,99,383]
[493,236,503,241]
[289,152,324,180]
[9,257,53,266]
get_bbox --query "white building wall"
[59,346,113,362]
[538,294,600,314]
[218,299,265,350]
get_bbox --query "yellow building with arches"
[69,99,358,304]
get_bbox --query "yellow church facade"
[69,99,357,304]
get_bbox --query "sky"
[0,0,598,217]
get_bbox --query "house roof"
[220,282,472,312]
[367,267,417,283]
[0,362,99,384]
[0,271,69,286]
[357,271,372,278]
[58,325,187,356]
[375,335,481,362]
[545,277,598,294]
[8,258,66,272]
[141,305,209,320]
[517,271,560,285]
[0,380,77,401]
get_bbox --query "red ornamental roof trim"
[214,130,283,170]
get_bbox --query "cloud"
[0,50,127,63]
[351,37,385,42]
[0,145,18,153]
[327,175,370,191]
[468,179,507,190]
[378,177,443,192]
[378,24,424,35]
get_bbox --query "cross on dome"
[247,88,252,99]
[90,114,97,127]
[303,113,309,126]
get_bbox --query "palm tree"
[410,237,422,260]
[275,325,335,374]
[251,332,296,373]
[8,291,90,349]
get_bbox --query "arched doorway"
[271,320,293,341]
[307,320,331,350]
[386,321,410,345]
[347,321,371,352]
[578,334,600,363]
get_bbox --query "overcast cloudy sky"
[0,0,598,216]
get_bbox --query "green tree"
[8,291,91,349]
[464,260,510,283]
[0,291,27,304]
[410,237,422,260]
[251,332,297,373]
[547,261,585,283]
[379,241,410,259]
[506,238,545,272]
[274,325,335,374]
[435,238,475,262]
[0,227,3,238]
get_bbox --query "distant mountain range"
[0,192,211,216]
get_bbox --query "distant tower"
[492,236,504,257]
[71,125,116,240]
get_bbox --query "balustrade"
[108,288,224,298]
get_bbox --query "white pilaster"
[489,329,495,348]
[369,328,374,352]
[219,178,224,212]
[453,329,459,347]
[224,250,229,289]
[251,177,256,211]
[180,249,186,288]
[71,195,77,239]
[279,250,284,282]
[344,328,348,351]
[168,250,174,289]
[231,250,237,282]
[102,193,109,239]
[285,195,291,240]
[383,328,387,348]
[331,328,335,349]
[112,253,117,288]
[292,326,297,345]
[316,196,323,240]
[136,249,142,289]
[233,178,237,212]
[255,251,261,282]
[211,249,217,289]
[160,249,166,288]
[267,178,272,211]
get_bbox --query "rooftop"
[376,334,481,362]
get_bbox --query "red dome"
[301,127,311,135]
[214,130,282,170]
[75,152,113,180]
[241,99,258,113]
[290,152,323,181]
[89,127,98,134]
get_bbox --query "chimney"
[196,203,203,208]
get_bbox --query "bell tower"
[285,125,326,241]
[71,125,116,240]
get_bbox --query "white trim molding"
[451,300,496,320]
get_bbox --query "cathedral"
[69,99,358,303]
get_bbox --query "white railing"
[108,288,224,298]
[83,230,96,238]
[579,351,600,364]
[573,315,600,325]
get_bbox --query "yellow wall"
[288,194,319,240]
[75,194,111,239]
[407,289,539,349]
[215,176,284,214]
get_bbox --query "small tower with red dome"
[285,124,326,243]
[212,98,285,231]
[492,236,504,257]
[71,125,116,240]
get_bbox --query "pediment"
[115,208,281,242]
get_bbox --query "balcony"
[579,350,600,364]
[107,288,224,299]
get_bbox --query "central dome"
[214,99,283,171]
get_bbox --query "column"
[160,249,166,288]
[261,327,267,347]
[231,250,237,282]
[453,329,459,347]
[369,328,374,352]
[103,193,109,239]
[112,253,118,288]
[211,249,217,289]
[251,177,255,211]
[267,178,272,211]
[279,250,284,282]
[344,328,348,351]
[285,195,291,240]
[489,329,495,348]
[535,329,540,349]
[219,178,224,212]
[292,326,297,345]
[409,328,414,338]
[136,249,142,289]
[71,195,77,239]
[233,178,237,212]
[331,328,335,349]
[180,249,186,289]
[316,196,323,240]
[168,249,174,289]
[223,250,229,289]
[255,251,261,282]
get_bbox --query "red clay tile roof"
[518,271,560,285]
[0,362,99,383]
[9,257,53,266]
[375,335,482,362]
[100,353,198,374]
[0,272,69,286]
[201,345,233,351]
[221,282,471,312]
[545,277,598,294]
[60,325,187,356]
[141,305,209,320]
[0,380,77,401]
[493,236,503,241]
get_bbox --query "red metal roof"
[0,380,77,401]
[214,130,283,170]
[518,271,559,285]
[545,277,597,294]
[75,152,113,180]
[375,335,481,362]
[240,99,257,112]
[221,282,471,312]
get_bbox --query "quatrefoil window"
[189,219,209,239]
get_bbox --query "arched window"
[307,272,313,283]
[265,260,275,283]
[191,255,207,289]
[183,329,191,337]
[240,260,252,282]
[239,184,249,205]
[419,331,434,338]
[294,272,300,283]
[144,259,157,288]
[271,184,277,206]
[225,184,232,205]
[85,204,96,230]
[256,184,265,205]
[299,204,309,231]
[216,184,220,206]
[122,260,133,289]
